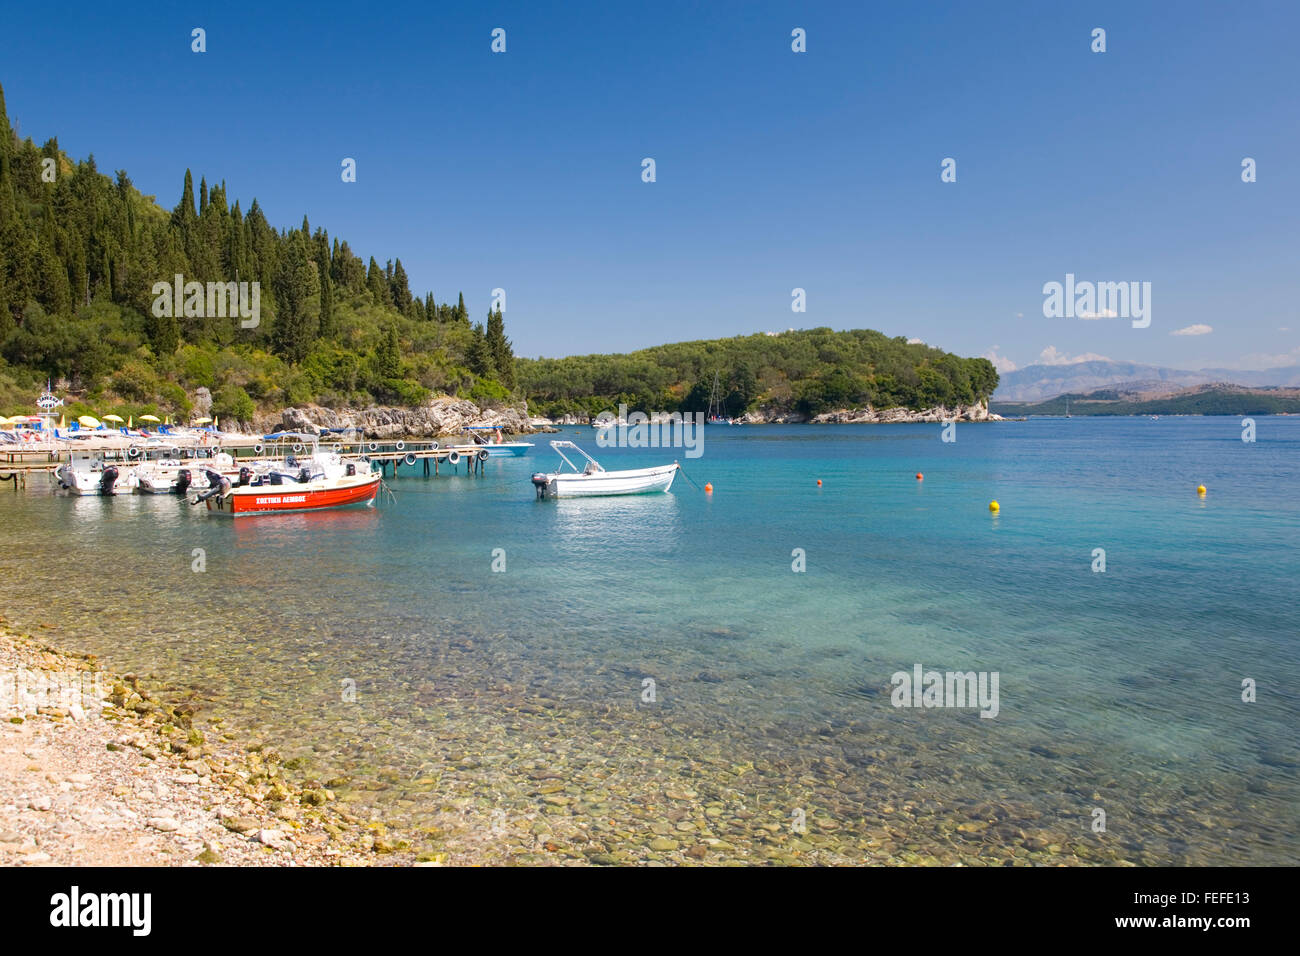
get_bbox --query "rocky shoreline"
[248,397,537,440]
[233,397,1001,437]
[0,619,442,867]
[746,400,1002,425]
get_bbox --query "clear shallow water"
[1,417,1296,864]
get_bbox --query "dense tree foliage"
[518,328,999,419]
[0,84,517,422]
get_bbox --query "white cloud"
[982,347,1017,373]
[1037,346,1111,366]
[1077,309,1119,320]
[907,337,924,345]
[1171,324,1213,336]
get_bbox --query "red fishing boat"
[201,471,381,514]
[192,432,381,515]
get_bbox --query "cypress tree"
[466,322,494,378]
[174,169,196,225]
[0,83,16,228]
[390,258,412,312]
[271,232,321,363]
[375,325,401,380]
[485,307,516,389]
[366,256,390,304]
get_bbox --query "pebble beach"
[0,620,429,867]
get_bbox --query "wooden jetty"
[1,438,501,487]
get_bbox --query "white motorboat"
[530,441,678,498]
[55,452,139,496]
[464,425,534,457]
[136,451,236,494]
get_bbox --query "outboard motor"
[531,473,550,499]
[99,465,119,496]
[238,466,253,487]
[192,473,231,504]
[286,454,297,468]
[346,462,356,477]
[298,466,312,483]
[175,469,192,495]
[269,472,283,485]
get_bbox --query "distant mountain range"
[991,381,1300,417]
[993,361,1300,402]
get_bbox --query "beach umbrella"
[78,415,101,428]
[127,416,133,428]
[213,415,219,429]
[103,414,124,423]
[0,416,11,426]
[140,414,160,423]
[193,417,212,425]
[59,414,66,429]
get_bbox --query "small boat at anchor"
[530,441,679,499]
[463,425,534,457]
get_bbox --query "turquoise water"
[1,417,1296,864]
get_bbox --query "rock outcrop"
[250,398,534,438]
[741,400,1001,424]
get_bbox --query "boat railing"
[547,440,604,474]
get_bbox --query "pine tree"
[456,292,468,324]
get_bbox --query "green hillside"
[0,83,517,423]
[519,329,999,419]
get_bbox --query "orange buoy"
[704,483,713,494]
[916,473,923,481]
[816,479,822,486]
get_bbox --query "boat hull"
[55,465,138,495]
[534,463,678,498]
[206,474,381,515]
[481,442,533,457]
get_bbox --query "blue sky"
[3,0,1296,370]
